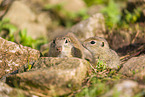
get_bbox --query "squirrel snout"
[56,46,62,52]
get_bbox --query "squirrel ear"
[101,42,104,47]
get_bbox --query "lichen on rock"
[0,37,40,78]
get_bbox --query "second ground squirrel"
[48,33,93,62]
[83,36,120,69]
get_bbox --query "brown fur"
[48,33,93,62]
[83,36,120,69]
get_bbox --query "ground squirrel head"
[83,37,109,53]
[48,33,84,58]
[49,35,74,57]
[83,37,120,69]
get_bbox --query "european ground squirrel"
[83,37,120,69]
[48,33,93,61]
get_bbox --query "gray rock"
[37,12,52,27]
[119,55,145,82]
[0,81,33,97]
[69,13,106,41]
[6,57,90,96]
[3,1,36,26]
[87,5,105,16]
[0,81,13,97]
[0,37,40,78]
[48,0,86,12]
[19,22,47,39]
[3,0,48,39]
[22,0,86,12]
[102,80,140,97]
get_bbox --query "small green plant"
[19,29,47,49]
[0,18,17,41]
[90,59,107,75]
[96,59,107,72]
[27,55,32,71]
[19,29,34,47]
[0,19,47,50]
[101,0,121,29]
[71,58,122,96]
[124,8,141,24]
[84,0,122,29]
[83,0,142,29]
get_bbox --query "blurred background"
[0,0,145,96]
[0,0,144,55]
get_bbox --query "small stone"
[69,13,106,41]
[0,81,33,97]
[102,80,140,97]
[119,54,145,82]
[3,1,36,26]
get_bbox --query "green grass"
[75,79,108,97]
[123,8,141,25]
[83,0,142,29]
[70,60,121,97]
[0,18,17,42]
[0,19,47,50]
[19,29,47,49]
[101,0,121,29]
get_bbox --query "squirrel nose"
[56,46,62,52]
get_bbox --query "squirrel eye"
[65,39,68,43]
[53,40,55,43]
[90,41,96,44]
[101,42,104,47]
